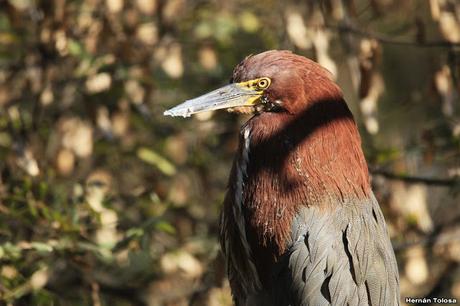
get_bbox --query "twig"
[394,232,460,252]
[394,216,460,252]
[325,22,460,48]
[370,168,458,187]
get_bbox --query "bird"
[164,50,400,306]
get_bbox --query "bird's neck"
[239,99,371,255]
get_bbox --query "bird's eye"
[257,78,271,90]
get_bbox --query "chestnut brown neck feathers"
[229,51,371,256]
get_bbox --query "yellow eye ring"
[257,78,271,90]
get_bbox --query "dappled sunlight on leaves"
[405,246,429,285]
[285,9,312,50]
[1,0,460,305]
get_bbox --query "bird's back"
[221,193,399,306]
[272,194,399,306]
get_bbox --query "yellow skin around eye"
[237,77,271,92]
[257,78,270,89]
[229,78,272,112]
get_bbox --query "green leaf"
[126,227,144,238]
[30,242,53,253]
[137,147,177,176]
[155,221,176,234]
[67,39,84,57]
[1,242,21,260]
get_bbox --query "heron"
[165,50,400,306]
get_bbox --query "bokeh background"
[0,0,459,305]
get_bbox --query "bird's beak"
[163,81,264,118]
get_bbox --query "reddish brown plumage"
[217,51,399,306]
[223,50,371,288]
[164,50,399,305]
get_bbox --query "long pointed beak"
[163,83,262,118]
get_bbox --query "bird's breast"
[221,108,372,293]
[222,121,300,291]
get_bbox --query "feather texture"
[219,51,399,305]
[274,195,400,306]
[222,190,400,306]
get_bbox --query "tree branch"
[394,216,460,252]
[370,168,458,187]
[325,22,460,48]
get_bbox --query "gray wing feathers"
[284,194,400,306]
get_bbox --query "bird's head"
[165,50,371,224]
[164,50,342,117]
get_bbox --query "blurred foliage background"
[0,0,460,305]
